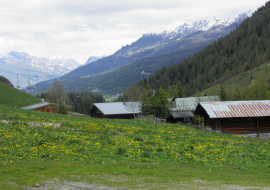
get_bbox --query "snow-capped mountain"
[164,10,254,39]
[117,10,254,57]
[0,51,81,89]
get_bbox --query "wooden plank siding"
[34,106,56,113]
[204,116,270,133]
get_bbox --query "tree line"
[37,80,106,115]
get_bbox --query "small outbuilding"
[21,99,56,113]
[194,101,270,133]
[168,96,219,123]
[90,102,141,119]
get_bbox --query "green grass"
[0,105,270,189]
[0,82,40,108]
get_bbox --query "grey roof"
[196,100,270,118]
[171,111,195,119]
[173,96,220,111]
[91,102,141,115]
[21,102,51,110]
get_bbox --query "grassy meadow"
[0,82,40,108]
[0,104,270,189]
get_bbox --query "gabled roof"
[21,102,51,110]
[195,100,270,118]
[173,96,219,111]
[91,102,141,115]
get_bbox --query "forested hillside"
[146,2,270,96]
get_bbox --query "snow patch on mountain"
[165,9,255,39]
[0,51,81,88]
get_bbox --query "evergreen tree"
[167,84,177,98]
[152,86,171,118]
[232,84,242,100]
[219,82,227,101]
[140,82,153,115]
[177,81,186,98]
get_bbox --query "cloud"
[0,0,267,64]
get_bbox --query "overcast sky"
[0,0,267,64]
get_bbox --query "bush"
[141,151,150,158]
[116,147,126,155]
[134,136,144,142]
[59,102,68,114]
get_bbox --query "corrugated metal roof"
[21,102,51,110]
[91,102,141,115]
[173,96,220,111]
[198,101,270,118]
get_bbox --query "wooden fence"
[136,115,166,125]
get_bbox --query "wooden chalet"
[21,99,56,113]
[194,101,270,134]
[90,102,141,119]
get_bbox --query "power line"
[9,65,49,74]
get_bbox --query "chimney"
[41,99,44,104]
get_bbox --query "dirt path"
[24,179,270,190]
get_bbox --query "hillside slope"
[193,61,270,98]
[0,82,40,108]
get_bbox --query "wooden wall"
[34,106,56,113]
[204,116,270,133]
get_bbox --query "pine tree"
[152,86,171,118]
[232,84,242,100]
[219,82,227,101]
[177,81,186,98]
[141,82,153,115]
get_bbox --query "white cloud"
[0,0,267,64]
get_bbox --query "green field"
[0,105,270,189]
[0,82,40,108]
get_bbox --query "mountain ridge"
[30,9,254,95]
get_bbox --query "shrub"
[116,147,126,155]
[141,151,150,158]
[134,136,144,142]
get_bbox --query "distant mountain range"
[0,51,81,88]
[30,10,254,95]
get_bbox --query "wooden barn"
[90,102,141,119]
[194,101,270,134]
[21,99,56,113]
[168,96,219,123]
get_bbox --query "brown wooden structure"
[21,100,56,113]
[194,101,270,134]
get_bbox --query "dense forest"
[145,2,270,96]
[67,91,105,115]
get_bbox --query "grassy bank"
[0,105,270,189]
[0,82,40,108]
